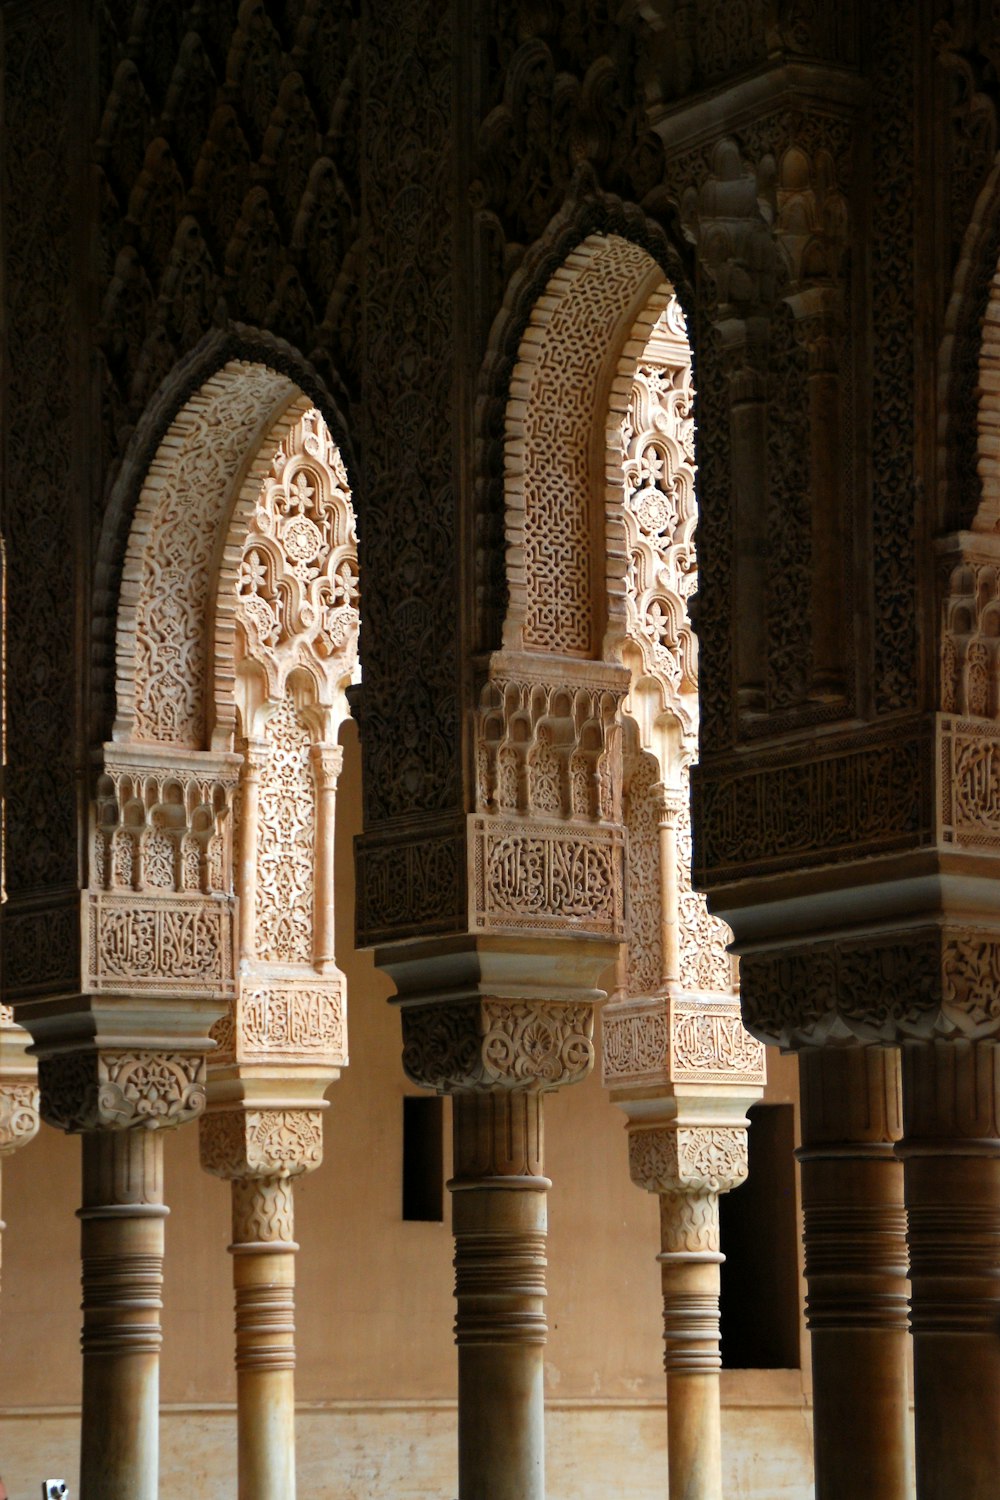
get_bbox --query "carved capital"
[0,1082,40,1156]
[402,998,594,1093]
[740,927,1000,1048]
[628,1123,748,1198]
[0,1016,40,1155]
[39,1050,206,1133]
[199,1106,324,1180]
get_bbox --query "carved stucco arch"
[474,182,691,656]
[93,326,359,747]
[501,231,671,662]
[938,155,1000,533]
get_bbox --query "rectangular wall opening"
[402,1095,444,1222]
[719,1102,800,1369]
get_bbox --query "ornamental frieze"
[693,725,931,885]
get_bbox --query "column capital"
[628,1122,749,1199]
[0,1014,39,1155]
[402,997,594,1093]
[199,1106,324,1181]
[39,1048,205,1133]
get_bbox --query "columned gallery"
[0,5,997,1499]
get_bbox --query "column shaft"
[901,1039,1000,1500]
[451,1090,548,1500]
[659,1191,724,1500]
[79,1128,167,1500]
[231,1175,298,1500]
[798,1046,910,1500]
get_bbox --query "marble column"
[900,1038,1000,1500]
[798,1045,910,1500]
[231,1175,298,1500]
[627,1114,750,1500]
[78,1127,167,1500]
[451,1090,548,1500]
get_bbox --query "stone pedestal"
[798,1046,910,1500]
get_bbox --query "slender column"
[451,1090,548,1500]
[231,1175,298,1500]
[900,1038,1000,1500]
[658,794,681,986]
[627,1120,749,1500]
[660,1188,724,1500]
[797,1046,910,1500]
[79,1127,167,1500]
[237,739,267,962]
[310,743,343,968]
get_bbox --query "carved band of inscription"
[402,999,595,1093]
[472,817,624,937]
[1,899,79,998]
[693,730,929,884]
[671,1001,766,1084]
[940,720,1000,847]
[602,1004,670,1083]
[602,997,765,1087]
[85,893,234,995]
[355,824,465,948]
[236,982,347,1064]
[39,1050,206,1133]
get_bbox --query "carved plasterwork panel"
[232,404,359,725]
[471,816,625,939]
[475,660,628,822]
[255,698,315,965]
[92,752,239,897]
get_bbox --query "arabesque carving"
[39,1050,206,1133]
[628,1124,749,1197]
[200,1108,324,1180]
[402,999,595,1093]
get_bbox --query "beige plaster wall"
[0,721,812,1491]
